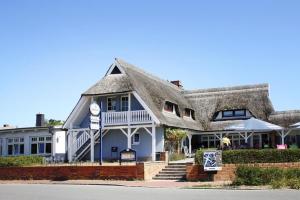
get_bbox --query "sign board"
[120,149,136,164]
[89,102,101,130]
[203,150,222,171]
[90,103,100,116]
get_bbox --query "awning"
[291,122,300,129]
[225,117,283,132]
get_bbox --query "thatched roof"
[83,58,202,130]
[269,110,300,128]
[184,84,275,131]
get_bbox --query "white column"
[281,130,285,145]
[127,128,131,149]
[68,132,73,162]
[188,134,192,156]
[90,130,94,162]
[152,125,156,161]
[128,93,131,125]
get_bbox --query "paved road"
[0,184,299,200]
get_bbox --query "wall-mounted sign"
[203,150,222,171]
[90,103,100,116]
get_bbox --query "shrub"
[195,149,300,164]
[169,153,185,161]
[234,166,300,189]
[0,156,44,167]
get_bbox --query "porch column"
[127,128,132,149]
[281,130,285,145]
[68,131,73,162]
[90,130,95,162]
[187,134,192,156]
[152,125,156,161]
[128,93,131,125]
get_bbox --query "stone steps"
[153,163,187,181]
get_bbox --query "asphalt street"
[0,184,299,200]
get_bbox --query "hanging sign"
[203,150,222,171]
[89,102,101,130]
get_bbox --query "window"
[132,133,140,145]
[31,136,52,155]
[7,137,24,156]
[107,97,117,111]
[184,108,195,120]
[164,101,174,112]
[110,66,122,74]
[121,96,129,111]
[222,109,246,118]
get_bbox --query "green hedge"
[234,166,300,189]
[0,156,44,167]
[195,149,300,164]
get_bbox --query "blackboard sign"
[119,149,136,164]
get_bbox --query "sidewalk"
[0,180,232,189]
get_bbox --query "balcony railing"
[102,110,152,126]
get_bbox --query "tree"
[46,119,64,126]
[165,128,187,154]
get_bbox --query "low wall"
[186,162,300,182]
[0,164,144,181]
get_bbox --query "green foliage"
[46,119,64,126]
[169,153,186,161]
[165,128,187,154]
[195,149,300,164]
[0,156,44,167]
[234,166,300,189]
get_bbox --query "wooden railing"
[102,110,152,126]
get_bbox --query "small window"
[121,96,129,111]
[107,97,117,111]
[46,143,52,154]
[110,66,122,74]
[184,108,195,120]
[164,101,174,112]
[132,133,140,145]
[8,145,13,155]
[31,144,37,154]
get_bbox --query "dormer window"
[184,108,195,120]
[222,109,246,118]
[111,66,122,74]
[213,109,249,121]
[164,101,180,117]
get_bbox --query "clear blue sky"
[0,0,299,127]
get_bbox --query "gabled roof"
[184,84,275,130]
[83,58,202,130]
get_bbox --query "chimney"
[36,113,45,127]
[3,124,10,128]
[170,80,183,88]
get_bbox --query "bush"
[169,153,185,161]
[0,156,44,167]
[234,166,300,189]
[195,149,300,164]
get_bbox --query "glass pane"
[46,137,52,141]
[8,145,13,155]
[235,110,246,116]
[223,111,234,117]
[31,144,37,154]
[31,137,37,142]
[20,138,24,143]
[14,144,19,155]
[20,144,24,154]
[8,139,13,143]
[134,134,140,143]
[46,143,52,154]
[14,138,19,143]
[39,143,45,154]
[39,137,44,141]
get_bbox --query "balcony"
[102,110,152,127]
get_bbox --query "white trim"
[132,91,160,124]
[105,61,126,76]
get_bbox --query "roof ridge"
[184,83,269,95]
[115,58,183,91]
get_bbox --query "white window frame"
[7,137,25,156]
[107,97,117,112]
[30,136,52,155]
[132,133,140,145]
[121,96,129,111]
